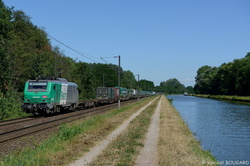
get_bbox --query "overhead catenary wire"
[100,57,109,64]
[100,56,118,64]
[47,33,101,63]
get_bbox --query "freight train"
[22,76,155,115]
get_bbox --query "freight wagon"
[113,87,126,101]
[96,87,119,104]
[129,89,139,99]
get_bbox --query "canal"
[167,95,250,164]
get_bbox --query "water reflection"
[167,95,250,163]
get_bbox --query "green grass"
[90,97,160,165]
[194,94,250,102]
[158,96,218,166]
[0,97,155,166]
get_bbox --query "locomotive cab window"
[28,81,48,92]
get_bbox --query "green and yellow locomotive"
[22,76,79,114]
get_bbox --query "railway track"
[0,116,41,127]
[0,99,137,145]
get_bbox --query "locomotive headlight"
[42,95,48,98]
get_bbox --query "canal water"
[167,95,250,164]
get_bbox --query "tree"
[159,78,185,94]
[71,62,96,99]
[215,62,236,95]
[0,0,12,95]
[232,58,250,95]
[154,85,164,93]
[92,63,121,87]
[245,52,250,58]
[122,70,137,89]
[194,65,218,94]
[7,9,54,91]
[194,53,250,95]
[185,86,194,94]
[139,79,154,91]
[0,0,12,38]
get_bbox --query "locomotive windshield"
[28,81,48,92]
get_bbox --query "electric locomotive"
[22,76,79,114]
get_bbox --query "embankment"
[158,96,218,165]
[193,94,250,102]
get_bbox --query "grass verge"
[193,94,250,102]
[158,96,218,166]
[0,97,156,166]
[89,96,161,165]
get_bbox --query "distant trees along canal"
[194,53,250,96]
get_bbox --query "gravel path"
[136,96,161,166]
[70,98,158,166]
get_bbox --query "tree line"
[194,53,250,96]
[155,78,194,94]
[0,2,139,98]
[0,1,193,120]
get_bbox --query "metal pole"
[118,55,121,109]
[137,74,140,101]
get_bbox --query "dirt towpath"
[70,97,160,166]
[136,96,161,166]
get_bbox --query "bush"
[58,124,81,141]
[0,91,27,120]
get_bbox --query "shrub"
[0,91,27,120]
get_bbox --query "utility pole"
[114,55,121,109]
[136,74,140,101]
[137,74,140,101]
[118,55,121,109]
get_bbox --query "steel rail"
[0,99,137,144]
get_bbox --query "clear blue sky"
[4,0,250,87]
